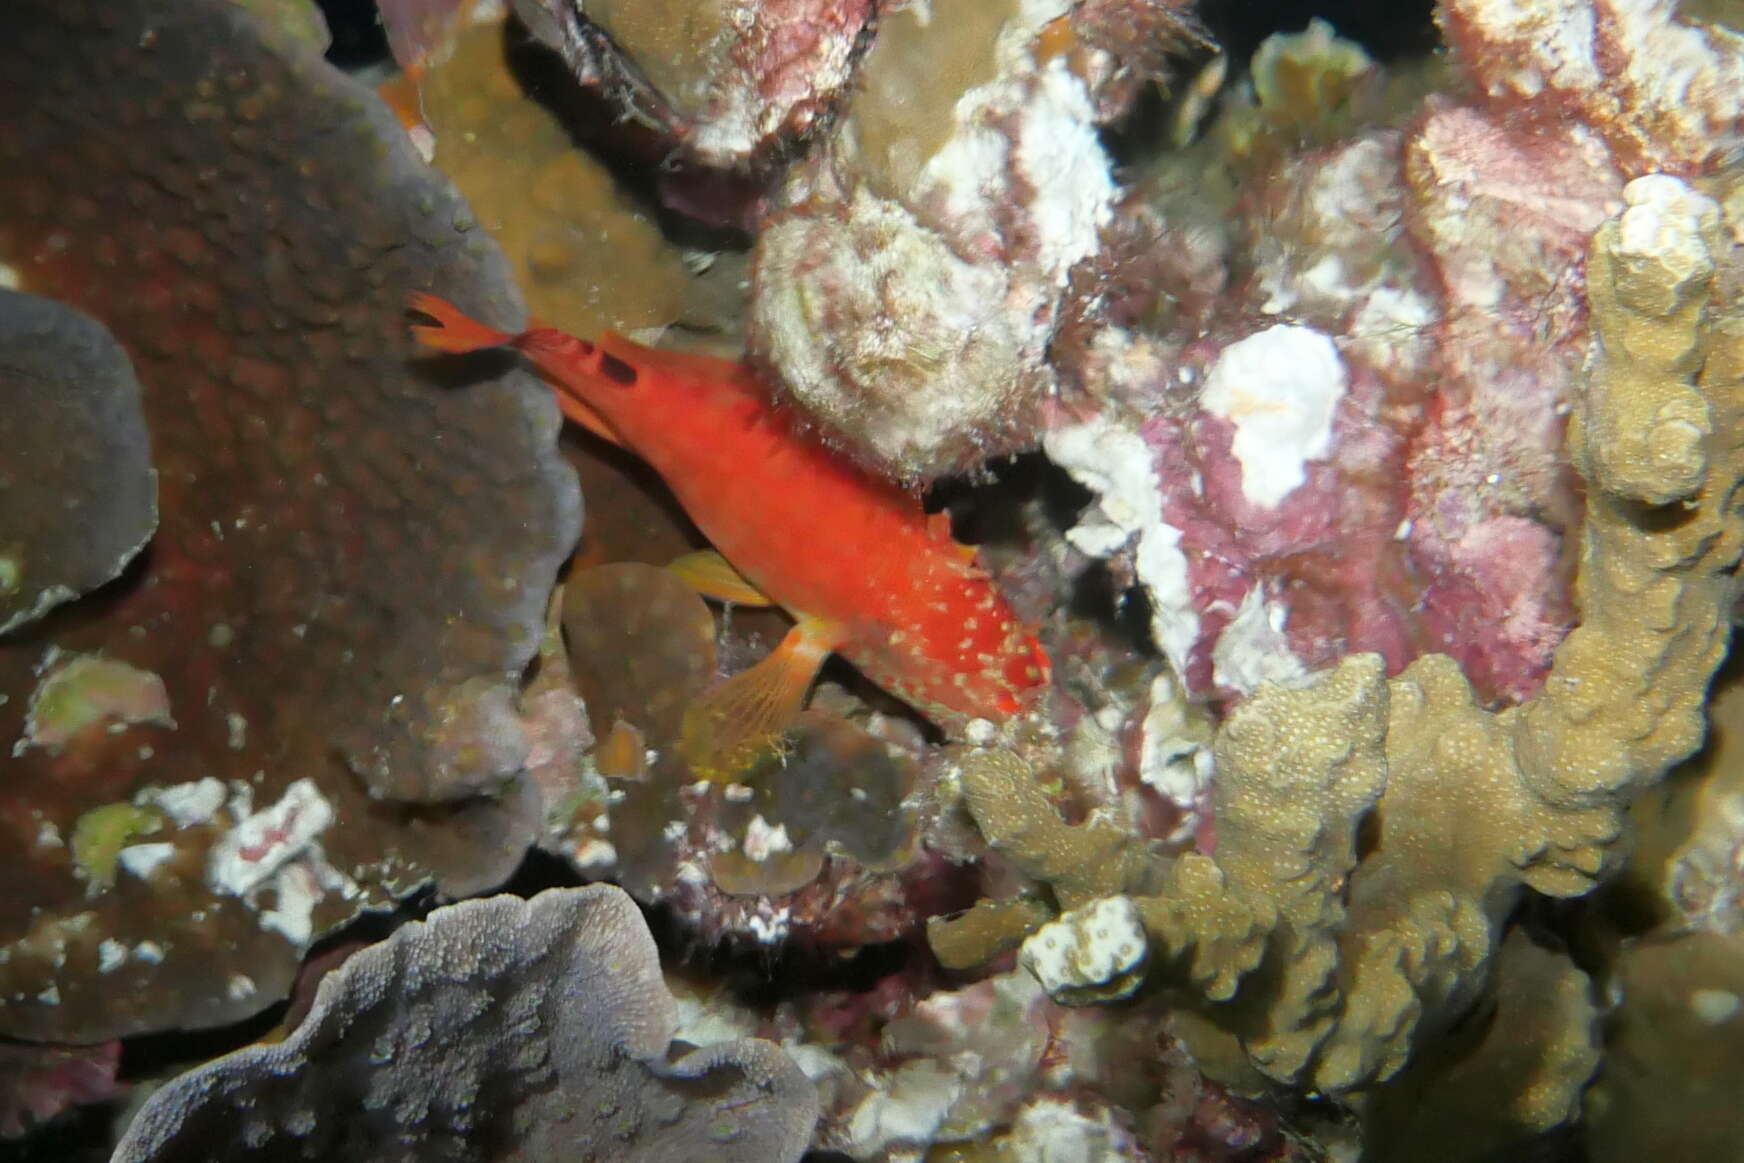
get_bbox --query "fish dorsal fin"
[668,550,775,607]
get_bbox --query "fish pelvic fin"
[668,550,775,607]
[679,615,845,783]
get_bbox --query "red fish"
[409,294,1050,776]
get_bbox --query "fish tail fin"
[407,292,517,354]
[679,617,842,783]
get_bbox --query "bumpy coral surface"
[1048,23,1611,708]
[0,290,157,635]
[114,887,819,1162]
[0,0,579,1041]
[751,0,1195,480]
[511,0,873,168]
[941,165,1744,1120]
[550,562,930,948]
[382,14,706,339]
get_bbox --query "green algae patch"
[72,803,167,892]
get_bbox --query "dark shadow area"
[315,0,389,70]
[1198,0,1441,67]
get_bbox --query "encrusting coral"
[750,0,1198,480]
[548,562,929,948]
[0,0,579,1041]
[934,169,1742,1114]
[0,290,157,636]
[112,886,820,1162]
[377,12,705,340]
[510,0,874,169]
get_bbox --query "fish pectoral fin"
[552,389,627,448]
[668,550,775,607]
[679,615,845,783]
[925,511,981,565]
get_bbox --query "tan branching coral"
[934,172,1742,1109]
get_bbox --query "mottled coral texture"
[113,887,819,1162]
[549,563,926,948]
[939,166,1741,1138]
[510,0,874,167]
[0,0,578,1041]
[751,0,1194,480]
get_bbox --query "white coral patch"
[1137,675,1211,841]
[1020,896,1148,1002]
[1046,415,1199,679]
[208,779,334,897]
[1201,324,1346,508]
[97,939,127,973]
[1211,586,1309,696]
[207,779,359,949]
[1463,0,1600,95]
[137,777,228,828]
[741,814,794,862]
[1615,173,1722,309]
[1003,1096,1134,1163]
[846,1059,963,1153]
[117,843,176,882]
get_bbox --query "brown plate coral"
[0,0,579,1042]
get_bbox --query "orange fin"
[552,389,627,448]
[668,550,774,607]
[407,293,516,354]
[679,616,846,782]
[410,294,628,447]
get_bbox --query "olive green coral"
[932,172,1742,1114]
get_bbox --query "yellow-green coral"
[932,173,1743,1115]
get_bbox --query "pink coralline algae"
[1044,16,1644,709]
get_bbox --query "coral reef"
[668,962,1307,1161]
[3,0,1742,1156]
[936,166,1742,1115]
[1584,929,1744,1163]
[749,0,1197,480]
[1579,641,1744,1158]
[546,562,931,948]
[0,0,579,1041]
[1047,22,1602,706]
[379,13,709,339]
[113,886,819,1161]
[510,0,873,169]
[0,290,157,636]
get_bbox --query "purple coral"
[112,887,819,1162]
